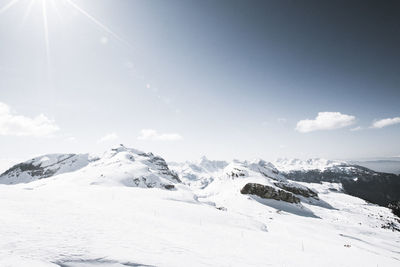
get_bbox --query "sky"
[0,0,399,168]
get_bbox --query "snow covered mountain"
[274,158,400,216]
[0,148,399,266]
[0,145,180,189]
[0,153,91,184]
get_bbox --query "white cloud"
[350,126,362,131]
[138,129,182,141]
[98,132,119,143]
[0,102,59,137]
[370,117,400,129]
[296,112,356,133]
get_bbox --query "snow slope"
[0,149,399,267]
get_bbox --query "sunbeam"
[41,0,51,67]
[50,0,62,21]
[1,0,133,69]
[65,0,133,49]
[20,0,34,26]
[0,0,19,14]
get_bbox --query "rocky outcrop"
[381,221,400,232]
[241,183,300,204]
[146,154,181,183]
[2,161,57,179]
[274,182,318,199]
[132,177,175,190]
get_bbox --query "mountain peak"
[0,146,180,188]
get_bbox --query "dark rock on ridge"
[241,183,300,204]
[274,182,318,199]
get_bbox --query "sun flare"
[0,0,130,66]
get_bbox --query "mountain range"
[0,145,399,266]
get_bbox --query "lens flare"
[41,0,51,66]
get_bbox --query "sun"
[0,0,130,66]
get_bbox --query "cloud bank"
[371,117,400,129]
[0,102,59,137]
[296,112,356,133]
[138,129,182,141]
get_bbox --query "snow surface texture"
[0,147,399,266]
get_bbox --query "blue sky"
[0,0,399,166]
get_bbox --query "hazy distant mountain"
[349,159,400,175]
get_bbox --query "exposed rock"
[241,183,300,204]
[274,182,318,199]
[381,221,400,232]
[163,184,175,190]
[388,200,400,217]
[3,162,57,179]
[147,155,181,183]
[227,167,247,178]
[131,176,175,190]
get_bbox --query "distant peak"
[250,158,266,165]
[200,155,208,161]
[273,157,346,172]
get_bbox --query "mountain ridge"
[0,146,399,266]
